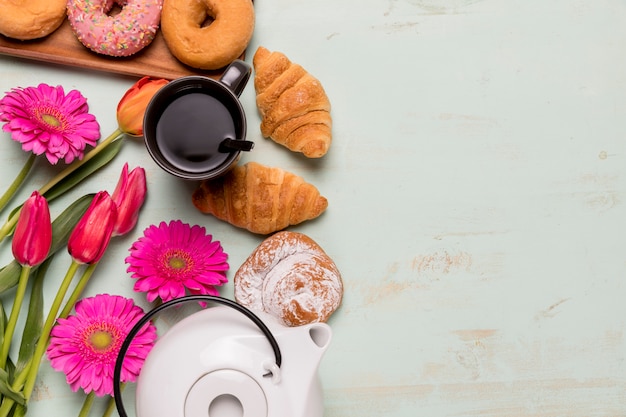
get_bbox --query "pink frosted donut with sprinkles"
[67,0,163,57]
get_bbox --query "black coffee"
[155,93,236,174]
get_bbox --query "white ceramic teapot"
[113,295,332,417]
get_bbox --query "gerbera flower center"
[81,321,122,359]
[41,113,61,128]
[89,330,113,351]
[169,255,187,269]
[35,104,67,132]
[161,248,194,279]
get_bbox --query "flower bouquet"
[0,76,231,417]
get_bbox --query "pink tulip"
[68,191,118,264]
[12,191,52,266]
[111,163,147,236]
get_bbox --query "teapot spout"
[294,321,332,368]
[308,322,332,351]
[271,319,333,366]
[258,319,333,417]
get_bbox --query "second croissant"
[192,162,328,234]
[253,46,333,158]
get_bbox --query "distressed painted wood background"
[0,0,625,416]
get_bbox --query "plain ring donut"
[0,0,66,40]
[160,0,255,70]
[66,0,163,57]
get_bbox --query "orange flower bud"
[68,191,118,264]
[111,163,147,236]
[116,77,168,136]
[12,191,52,266]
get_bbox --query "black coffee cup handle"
[219,59,252,97]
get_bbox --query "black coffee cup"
[143,60,254,180]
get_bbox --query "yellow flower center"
[169,256,187,269]
[165,249,193,271]
[89,330,113,351]
[160,249,195,282]
[41,113,61,128]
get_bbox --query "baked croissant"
[253,46,332,158]
[192,162,328,234]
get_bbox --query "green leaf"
[0,368,25,405]
[0,194,94,295]
[43,135,124,202]
[0,262,20,296]
[14,259,48,377]
[47,194,94,256]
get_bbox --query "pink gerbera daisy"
[46,294,157,397]
[126,220,229,303]
[0,83,100,164]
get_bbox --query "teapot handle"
[113,295,282,417]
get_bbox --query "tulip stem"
[0,154,36,214]
[78,392,95,417]
[12,404,25,417]
[0,397,12,417]
[22,260,81,403]
[59,263,98,319]
[0,265,31,369]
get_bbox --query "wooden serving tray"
[0,19,238,80]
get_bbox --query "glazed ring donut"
[160,0,254,70]
[234,231,343,327]
[0,0,66,40]
[66,0,163,57]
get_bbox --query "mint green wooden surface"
[1,0,625,415]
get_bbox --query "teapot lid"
[112,295,282,417]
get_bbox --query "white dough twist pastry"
[234,231,343,326]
